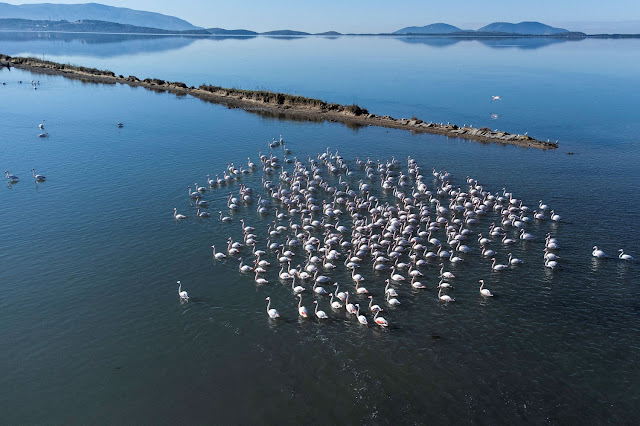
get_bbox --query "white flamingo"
[618,249,634,261]
[173,208,186,220]
[386,292,400,306]
[177,281,189,301]
[491,258,508,271]
[330,293,343,309]
[374,310,389,327]
[364,296,380,313]
[297,294,308,318]
[211,245,226,260]
[265,297,280,318]
[313,300,328,319]
[592,246,606,258]
[438,288,454,302]
[355,304,368,325]
[345,293,357,314]
[508,253,523,265]
[291,277,305,294]
[479,279,493,297]
[31,169,46,181]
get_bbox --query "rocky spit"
[0,54,558,150]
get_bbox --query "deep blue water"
[0,33,639,424]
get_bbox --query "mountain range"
[394,21,568,35]
[0,2,200,31]
[0,3,576,36]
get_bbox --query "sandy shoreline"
[1,54,558,150]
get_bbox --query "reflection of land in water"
[396,36,582,49]
[0,32,255,58]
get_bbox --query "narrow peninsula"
[0,54,557,149]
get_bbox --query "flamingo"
[411,276,426,289]
[291,277,305,294]
[384,279,398,297]
[238,257,253,272]
[173,208,186,220]
[211,245,226,260]
[297,294,308,318]
[368,296,382,313]
[5,171,19,182]
[491,258,508,271]
[334,283,347,301]
[508,253,523,265]
[313,300,328,319]
[355,304,368,325]
[31,169,46,181]
[592,246,606,258]
[345,293,357,314]
[265,297,280,318]
[177,281,189,301]
[479,279,493,297]
[254,271,269,285]
[618,249,634,261]
[386,292,400,306]
[374,310,389,327]
[313,281,328,295]
[491,95,502,101]
[355,281,369,294]
[438,288,454,302]
[330,293,343,309]
[439,263,455,279]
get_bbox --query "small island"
[0,54,558,150]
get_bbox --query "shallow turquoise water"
[0,34,639,424]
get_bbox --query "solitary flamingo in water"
[265,297,280,319]
[492,95,502,101]
[177,281,189,301]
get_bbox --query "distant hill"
[0,2,200,31]
[0,18,208,34]
[477,21,568,35]
[261,30,310,36]
[316,31,342,36]
[207,28,258,35]
[394,23,462,35]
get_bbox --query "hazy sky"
[3,0,640,33]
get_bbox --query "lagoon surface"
[1,33,639,424]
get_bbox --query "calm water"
[1,33,639,424]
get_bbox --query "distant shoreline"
[0,29,638,39]
[1,54,558,150]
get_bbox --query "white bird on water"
[479,279,493,297]
[177,281,189,301]
[618,249,633,261]
[592,246,606,258]
[265,297,280,319]
[31,169,46,181]
[492,95,502,101]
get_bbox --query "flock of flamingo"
[174,136,633,325]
